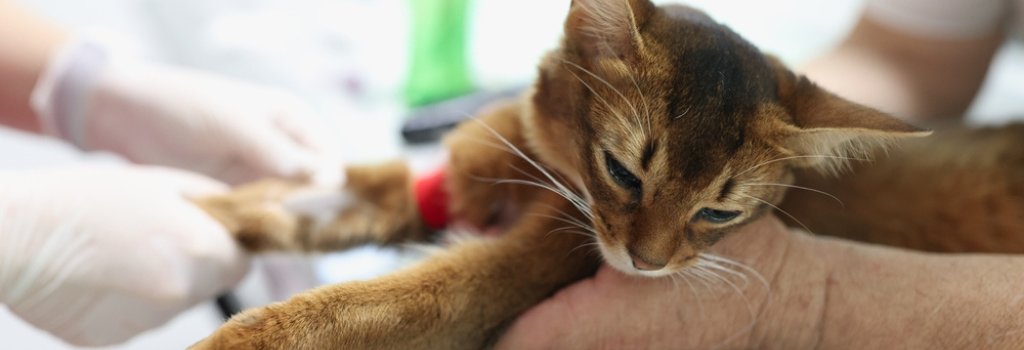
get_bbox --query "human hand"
[494,216,827,349]
[32,39,343,186]
[0,166,249,346]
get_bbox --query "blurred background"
[1,0,1021,348]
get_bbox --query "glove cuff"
[30,36,113,150]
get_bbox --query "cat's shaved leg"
[196,161,430,253]
[188,191,600,350]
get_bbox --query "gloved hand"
[31,37,343,187]
[0,165,250,346]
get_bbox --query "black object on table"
[401,87,525,144]
[215,293,242,320]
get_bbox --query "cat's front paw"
[195,179,312,252]
[196,161,431,253]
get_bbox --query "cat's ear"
[773,61,931,174]
[565,0,656,61]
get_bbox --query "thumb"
[269,97,346,188]
[237,123,345,188]
[232,122,323,181]
[271,110,346,188]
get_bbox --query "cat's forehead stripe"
[717,178,734,202]
[651,13,774,183]
[640,139,658,171]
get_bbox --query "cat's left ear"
[773,60,931,174]
[565,0,656,61]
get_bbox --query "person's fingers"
[270,104,346,188]
[268,91,344,153]
[194,232,251,294]
[159,182,252,295]
[227,121,323,180]
[135,166,229,197]
[271,98,332,152]
[237,123,345,188]
[204,156,263,186]
[307,158,345,189]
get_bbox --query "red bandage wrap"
[414,167,451,230]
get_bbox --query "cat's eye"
[604,152,642,193]
[695,208,741,223]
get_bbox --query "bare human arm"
[801,16,1004,124]
[816,235,1024,348]
[494,216,1024,349]
[0,0,68,133]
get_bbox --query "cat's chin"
[596,238,688,278]
[629,267,683,278]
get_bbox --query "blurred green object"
[405,0,474,107]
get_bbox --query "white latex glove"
[32,37,344,187]
[0,166,250,346]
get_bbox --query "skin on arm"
[0,0,68,133]
[818,237,1024,349]
[494,216,1024,349]
[801,16,1003,124]
[493,217,825,350]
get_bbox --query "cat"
[185,0,945,348]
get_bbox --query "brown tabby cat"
[186,0,1023,348]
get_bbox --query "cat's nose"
[629,252,666,271]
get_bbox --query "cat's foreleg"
[187,191,600,350]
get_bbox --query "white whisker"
[666,272,680,292]
[699,254,770,294]
[547,226,598,238]
[468,119,594,220]
[479,177,593,220]
[697,260,750,289]
[561,60,646,141]
[739,194,814,236]
[563,67,644,148]
[673,107,691,120]
[507,164,588,209]
[461,134,517,155]
[670,273,707,319]
[703,267,757,350]
[595,39,652,138]
[684,268,722,301]
[674,273,701,301]
[694,266,730,291]
[536,203,595,230]
[568,241,603,256]
[534,215,597,235]
[621,59,652,136]
[743,183,844,209]
[696,253,773,350]
[736,155,870,177]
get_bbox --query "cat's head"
[522,0,928,277]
